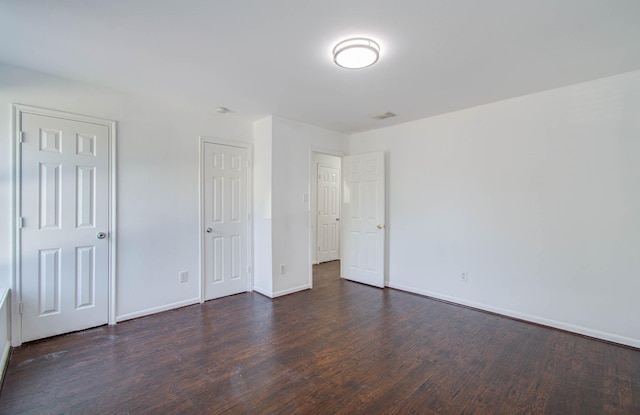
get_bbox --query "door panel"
[317,165,340,263]
[341,152,385,288]
[21,113,110,342]
[203,142,249,300]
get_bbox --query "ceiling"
[1,0,639,134]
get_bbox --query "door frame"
[10,104,117,347]
[198,136,253,302]
[308,148,344,289]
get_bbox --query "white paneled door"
[20,112,111,343]
[341,152,385,288]
[203,142,249,300]
[317,165,340,263]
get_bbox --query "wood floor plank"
[1,260,638,414]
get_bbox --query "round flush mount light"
[333,37,380,69]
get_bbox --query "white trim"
[116,298,200,323]
[198,136,253,303]
[10,105,22,347]
[252,286,273,298]
[108,118,117,326]
[386,281,640,349]
[0,289,10,382]
[10,104,117,346]
[0,341,10,379]
[252,284,311,299]
[272,284,311,298]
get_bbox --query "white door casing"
[317,165,340,263]
[13,106,116,344]
[341,152,385,288]
[202,140,250,301]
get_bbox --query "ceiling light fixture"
[333,37,380,69]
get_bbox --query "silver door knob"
[97,232,107,239]
[206,227,213,233]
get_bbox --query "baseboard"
[0,289,10,383]
[0,340,10,381]
[386,282,640,349]
[272,284,310,298]
[116,298,200,323]
[252,286,273,298]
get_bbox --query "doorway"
[311,152,342,266]
[309,151,386,290]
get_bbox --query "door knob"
[206,227,213,233]
[376,224,384,230]
[97,232,107,239]
[336,218,340,221]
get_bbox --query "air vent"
[369,111,396,120]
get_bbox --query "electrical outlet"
[179,271,188,283]
[460,272,469,282]
[280,264,286,275]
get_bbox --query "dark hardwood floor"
[1,260,638,414]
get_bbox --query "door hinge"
[247,266,251,274]
[18,302,23,315]
[19,217,24,229]
[19,131,24,143]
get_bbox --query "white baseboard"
[272,284,310,298]
[386,282,640,349]
[116,298,200,323]
[252,286,273,298]
[0,340,10,380]
[253,284,311,299]
[0,289,10,382]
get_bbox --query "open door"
[341,152,385,288]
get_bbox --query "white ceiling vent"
[369,111,396,120]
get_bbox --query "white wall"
[5,62,636,347]
[0,63,253,324]
[271,117,347,295]
[310,153,342,264]
[349,70,640,347]
[253,117,347,297]
[252,117,274,295]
